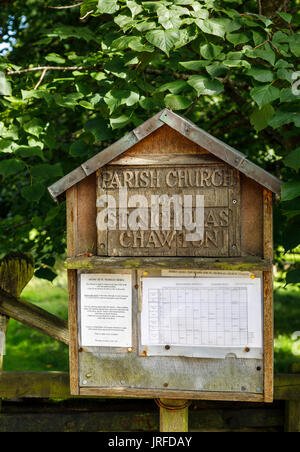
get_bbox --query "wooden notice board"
[49,110,281,403]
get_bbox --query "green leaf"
[146,29,180,56]
[80,0,98,16]
[284,148,300,171]
[156,80,188,94]
[139,97,161,111]
[31,163,63,180]
[15,146,44,160]
[104,89,139,113]
[164,94,192,110]
[110,114,132,130]
[21,183,45,202]
[250,104,275,132]
[97,0,119,14]
[278,12,292,24]
[227,32,250,46]
[0,139,15,153]
[206,62,228,78]
[23,119,44,138]
[54,93,84,108]
[247,68,275,83]
[246,43,276,66]
[179,60,211,71]
[282,182,300,201]
[280,88,300,103]
[34,267,57,282]
[69,141,89,157]
[84,118,113,141]
[188,76,224,96]
[45,53,66,64]
[157,5,182,30]
[200,43,223,60]
[289,34,300,57]
[196,18,233,39]
[0,159,25,178]
[250,85,280,108]
[126,0,143,17]
[269,110,300,128]
[175,24,198,49]
[0,72,12,96]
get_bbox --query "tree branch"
[45,2,82,9]
[80,10,95,20]
[7,66,89,75]
[34,68,48,90]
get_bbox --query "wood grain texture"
[263,189,274,403]
[96,162,240,258]
[0,287,69,344]
[65,256,273,271]
[66,187,79,395]
[80,387,264,402]
[124,124,209,156]
[159,399,189,432]
[77,174,97,256]
[0,371,298,401]
[285,401,300,432]
[240,175,263,257]
[66,178,97,395]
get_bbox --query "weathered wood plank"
[65,256,273,271]
[285,401,300,432]
[0,372,70,399]
[66,186,80,395]
[274,374,300,400]
[0,372,299,401]
[0,399,283,432]
[80,387,264,402]
[263,189,274,403]
[159,399,189,432]
[0,287,69,345]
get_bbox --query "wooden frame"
[59,114,278,403]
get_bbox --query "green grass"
[3,271,300,374]
[3,272,69,372]
[274,282,300,373]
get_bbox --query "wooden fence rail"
[0,371,299,432]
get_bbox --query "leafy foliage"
[0,0,299,283]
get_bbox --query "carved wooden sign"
[97,163,240,257]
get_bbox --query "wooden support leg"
[285,401,300,432]
[158,399,189,432]
[0,314,8,411]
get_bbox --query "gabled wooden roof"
[48,109,282,201]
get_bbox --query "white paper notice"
[141,277,262,350]
[80,274,132,347]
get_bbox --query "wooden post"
[285,364,300,432]
[159,399,189,432]
[285,401,300,432]
[0,253,34,410]
[263,189,274,403]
